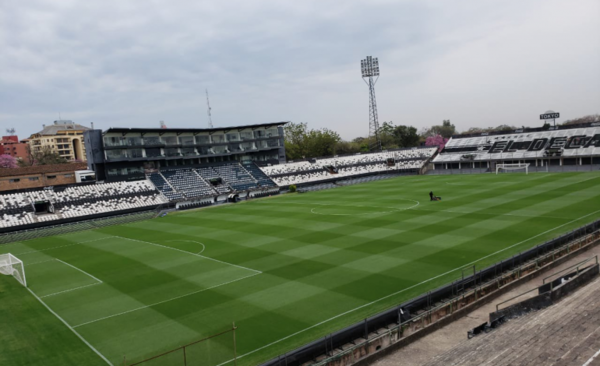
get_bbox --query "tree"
[376,121,399,150]
[562,114,600,125]
[425,135,449,152]
[0,154,18,168]
[19,145,68,166]
[334,141,362,155]
[284,122,341,160]
[393,125,420,148]
[422,120,456,139]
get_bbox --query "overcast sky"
[1,0,599,140]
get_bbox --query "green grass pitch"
[2,172,600,366]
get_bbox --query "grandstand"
[0,181,167,231]
[260,147,437,186]
[432,123,600,172]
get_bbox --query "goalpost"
[496,163,530,175]
[0,253,27,287]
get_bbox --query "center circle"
[310,199,419,216]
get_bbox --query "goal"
[0,253,27,287]
[496,163,529,175]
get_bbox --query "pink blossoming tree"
[425,135,449,152]
[0,154,18,168]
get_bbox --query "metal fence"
[125,324,237,366]
[0,210,157,244]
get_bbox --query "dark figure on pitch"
[429,191,434,201]
[430,191,442,201]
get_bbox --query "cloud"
[0,0,598,140]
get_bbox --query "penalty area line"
[214,208,600,365]
[72,272,261,329]
[113,235,261,274]
[27,288,113,366]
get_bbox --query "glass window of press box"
[196,135,210,144]
[165,148,180,157]
[163,136,178,146]
[106,149,127,160]
[226,133,239,142]
[181,147,196,156]
[240,131,253,140]
[180,136,194,145]
[144,136,162,146]
[212,134,225,143]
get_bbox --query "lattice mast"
[361,56,382,152]
[206,89,213,129]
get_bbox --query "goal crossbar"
[496,163,529,175]
[0,253,27,287]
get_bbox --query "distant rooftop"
[33,120,91,136]
[102,121,288,135]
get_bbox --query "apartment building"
[28,120,91,161]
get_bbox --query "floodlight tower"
[361,56,382,152]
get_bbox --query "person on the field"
[429,191,434,201]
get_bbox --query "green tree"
[393,125,420,148]
[284,122,341,160]
[334,141,362,155]
[423,120,456,139]
[377,121,399,150]
[19,145,68,166]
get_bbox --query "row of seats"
[0,212,36,229]
[162,169,214,198]
[0,180,168,230]
[211,164,257,191]
[261,149,436,176]
[196,167,231,194]
[265,149,437,186]
[61,194,165,218]
[147,162,278,201]
[50,181,155,203]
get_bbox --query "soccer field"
[2,172,600,366]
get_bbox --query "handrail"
[496,254,598,312]
[542,255,598,284]
[495,287,545,312]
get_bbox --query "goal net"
[496,163,529,175]
[0,253,27,287]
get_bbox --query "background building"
[0,162,88,191]
[0,135,29,161]
[84,122,287,181]
[28,120,91,162]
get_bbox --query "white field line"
[558,322,600,364]
[72,272,261,329]
[15,236,115,256]
[582,347,600,366]
[165,240,205,254]
[55,259,103,283]
[26,258,58,266]
[26,288,113,366]
[267,200,420,216]
[214,208,600,365]
[113,235,261,274]
[40,283,102,298]
[411,208,570,220]
[34,259,104,298]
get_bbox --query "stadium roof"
[103,121,289,134]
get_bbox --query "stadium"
[2,117,600,366]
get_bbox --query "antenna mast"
[206,89,213,128]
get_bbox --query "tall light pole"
[361,56,382,152]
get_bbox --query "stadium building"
[83,122,287,181]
